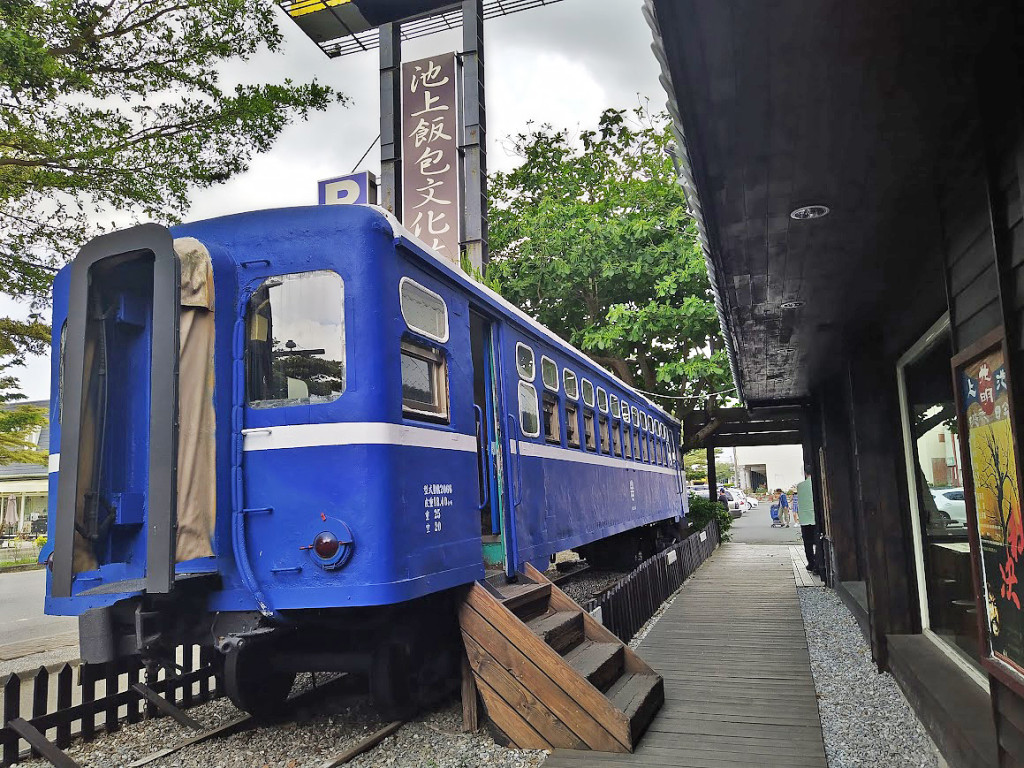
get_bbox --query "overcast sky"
[5,0,665,401]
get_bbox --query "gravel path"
[799,588,944,768]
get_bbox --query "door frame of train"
[470,309,518,578]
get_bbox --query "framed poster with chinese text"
[953,327,1024,691]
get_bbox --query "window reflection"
[247,271,345,409]
[903,329,981,671]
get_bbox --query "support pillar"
[379,23,402,218]
[847,352,915,668]
[459,0,487,274]
[706,445,717,498]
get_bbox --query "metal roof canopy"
[645,0,994,406]
[683,406,806,450]
[279,0,566,57]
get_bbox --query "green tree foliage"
[487,105,732,419]
[1,0,344,299]
[683,448,733,484]
[0,317,48,465]
[0,0,345,460]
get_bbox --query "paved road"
[729,500,803,544]
[0,568,77,661]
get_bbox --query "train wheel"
[370,639,415,720]
[224,645,295,719]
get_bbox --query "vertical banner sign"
[959,341,1024,674]
[401,53,460,262]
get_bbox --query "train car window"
[541,356,558,391]
[597,388,608,413]
[610,395,620,419]
[401,340,449,421]
[399,277,449,343]
[599,416,610,454]
[621,402,630,424]
[583,411,596,451]
[565,403,580,447]
[542,394,560,444]
[631,406,640,425]
[518,381,540,437]
[563,369,578,400]
[247,270,346,408]
[516,343,536,381]
[613,422,623,457]
[582,379,595,408]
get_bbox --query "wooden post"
[847,352,915,668]
[461,652,478,732]
[706,445,717,497]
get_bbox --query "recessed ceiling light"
[790,205,830,220]
[779,347,795,353]
[780,301,804,310]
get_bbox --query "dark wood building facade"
[647,1,1024,765]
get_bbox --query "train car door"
[470,310,508,573]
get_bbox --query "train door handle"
[473,405,490,511]
[506,413,524,508]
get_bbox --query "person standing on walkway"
[795,473,818,573]
[775,488,790,527]
[718,487,729,511]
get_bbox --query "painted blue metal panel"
[45,204,688,619]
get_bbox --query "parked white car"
[727,487,754,511]
[930,487,967,526]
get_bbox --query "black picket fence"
[1,645,222,766]
[582,521,721,643]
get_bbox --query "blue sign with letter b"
[318,172,377,206]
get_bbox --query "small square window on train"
[631,406,640,425]
[565,403,580,448]
[516,342,535,381]
[541,356,558,391]
[584,411,596,451]
[399,277,448,342]
[613,422,623,457]
[518,381,540,437]
[401,340,449,421]
[621,402,630,424]
[599,416,610,454]
[247,270,346,408]
[582,379,595,408]
[542,394,560,444]
[597,388,608,413]
[563,369,579,400]
[610,394,620,419]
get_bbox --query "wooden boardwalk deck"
[544,544,828,767]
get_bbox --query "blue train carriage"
[41,204,688,716]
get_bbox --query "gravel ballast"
[799,587,944,768]
[13,686,546,768]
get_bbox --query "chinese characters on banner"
[961,347,1024,670]
[401,54,460,262]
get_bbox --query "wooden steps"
[459,563,664,753]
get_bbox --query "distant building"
[0,400,49,537]
[734,444,804,493]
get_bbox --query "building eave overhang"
[642,0,746,407]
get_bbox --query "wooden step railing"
[459,563,664,753]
